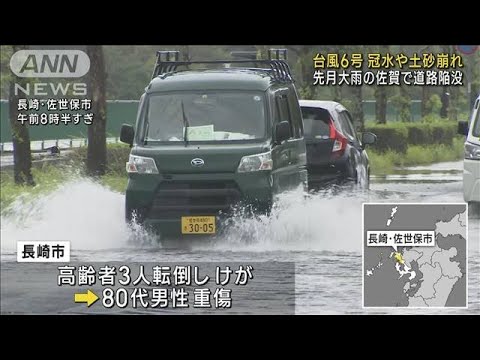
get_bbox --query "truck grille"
[148,180,242,219]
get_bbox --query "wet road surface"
[1,161,478,314]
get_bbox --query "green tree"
[419,45,437,117]
[398,86,412,122]
[351,45,366,131]
[6,45,35,185]
[103,46,231,100]
[285,45,317,99]
[374,45,389,124]
[86,46,107,176]
[351,85,365,131]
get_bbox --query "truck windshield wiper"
[181,100,189,147]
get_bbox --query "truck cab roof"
[146,49,294,94]
[147,68,280,93]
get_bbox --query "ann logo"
[10,50,90,78]
[20,54,78,74]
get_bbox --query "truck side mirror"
[120,124,135,147]
[457,121,469,136]
[275,121,291,144]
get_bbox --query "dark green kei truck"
[120,49,307,237]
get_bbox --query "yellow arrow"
[74,290,99,307]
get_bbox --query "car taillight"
[329,120,347,157]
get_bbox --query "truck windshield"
[144,91,266,142]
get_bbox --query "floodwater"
[1,160,478,314]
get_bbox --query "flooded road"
[1,161,478,314]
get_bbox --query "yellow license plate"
[181,216,216,234]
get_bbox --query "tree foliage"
[1,45,479,123]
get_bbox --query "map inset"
[363,203,467,308]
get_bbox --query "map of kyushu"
[363,203,467,308]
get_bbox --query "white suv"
[458,95,480,203]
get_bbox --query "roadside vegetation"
[365,116,465,174]
[369,137,464,175]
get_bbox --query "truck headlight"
[126,155,159,174]
[465,142,480,160]
[237,151,273,173]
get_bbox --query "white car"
[458,95,480,203]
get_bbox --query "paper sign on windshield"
[184,125,214,141]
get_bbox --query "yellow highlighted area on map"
[393,252,405,265]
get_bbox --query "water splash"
[1,178,373,256]
[211,186,367,253]
[0,179,156,254]
[355,159,369,189]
